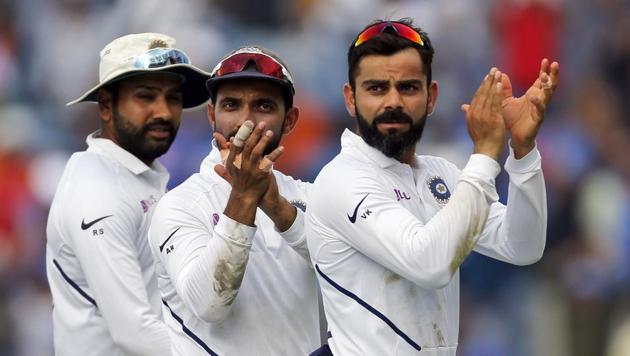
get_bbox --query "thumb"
[500,73,513,100]
[461,104,470,113]
[213,132,230,150]
[214,164,231,183]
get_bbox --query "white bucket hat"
[67,32,211,109]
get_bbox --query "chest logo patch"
[140,195,158,213]
[427,176,451,204]
[347,193,369,223]
[290,199,307,212]
[394,188,411,201]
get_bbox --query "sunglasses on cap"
[354,21,425,48]
[133,48,191,69]
[210,51,294,85]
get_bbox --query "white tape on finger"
[233,121,255,148]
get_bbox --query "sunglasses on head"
[211,52,293,84]
[354,21,425,48]
[133,48,191,69]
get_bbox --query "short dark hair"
[347,18,434,90]
[104,81,120,105]
[96,81,120,110]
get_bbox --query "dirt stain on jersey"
[405,284,418,303]
[383,270,402,284]
[449,212,486,275]
[213,252,249,305]
[432,322,446,346]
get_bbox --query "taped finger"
[233,120,255,148]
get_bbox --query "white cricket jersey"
[148,143,320,356]
[46,133,171,356]
[307,130,547,355]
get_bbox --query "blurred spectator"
[0,1,628,355]
[0,0,18,101]
[492,0,563,91]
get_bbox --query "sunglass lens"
[354,23,387,47]
[353,22,424,47]
[392,23,424,46]
[134,49,190,69]
[252,55,284,78]
[215,55,247,76]
[216,53,284,79]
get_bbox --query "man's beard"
[356,106,428,159]
[112,110,178,163]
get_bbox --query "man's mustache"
[143,119,175,134]
[373,109,413,125]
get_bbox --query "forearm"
[501,146,547,263]
[111,314,171,356]
[324,154,500,289]
[224,190,260,226]
[176,215,254,323]
[260,194,297,232]
[77,244,171,355]
[277,208,310,261]
[67,200,171,355]
[98,284,171,356]
[475,146,547,264]
[406,154,500,286]
[259,174,310,259]
[510,140,536,159]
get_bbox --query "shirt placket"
[391,165,423,218]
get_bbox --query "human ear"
[343,83,357,118]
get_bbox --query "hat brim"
[66,64,212,110]
[205,72,295,104]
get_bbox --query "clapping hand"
[461,67,506,161]
[499,59,560,158]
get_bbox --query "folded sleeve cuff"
[277,208,306,246]
[505,143,542,173]
[464,154,502,180]
[214,214,257,247]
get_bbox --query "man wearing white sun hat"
[46,32,211,356]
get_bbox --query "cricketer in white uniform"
[306,20,560,355]
[46,33,211,356]
[148,46,320,355]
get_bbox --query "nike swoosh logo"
[347,193,369,223]
[80,215,113,230]
[159,227,181,252]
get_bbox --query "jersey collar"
[200,140,222,175]
[86,131,168,176]
[341,129,416,169]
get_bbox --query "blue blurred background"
[0,0,629,355]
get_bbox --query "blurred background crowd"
[0,0,629,355]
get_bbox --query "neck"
[398,147,416,165]
[96,129,154,166]
[97,126,116,144]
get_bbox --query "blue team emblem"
[290,199,307,212]
[427,176,450,204]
